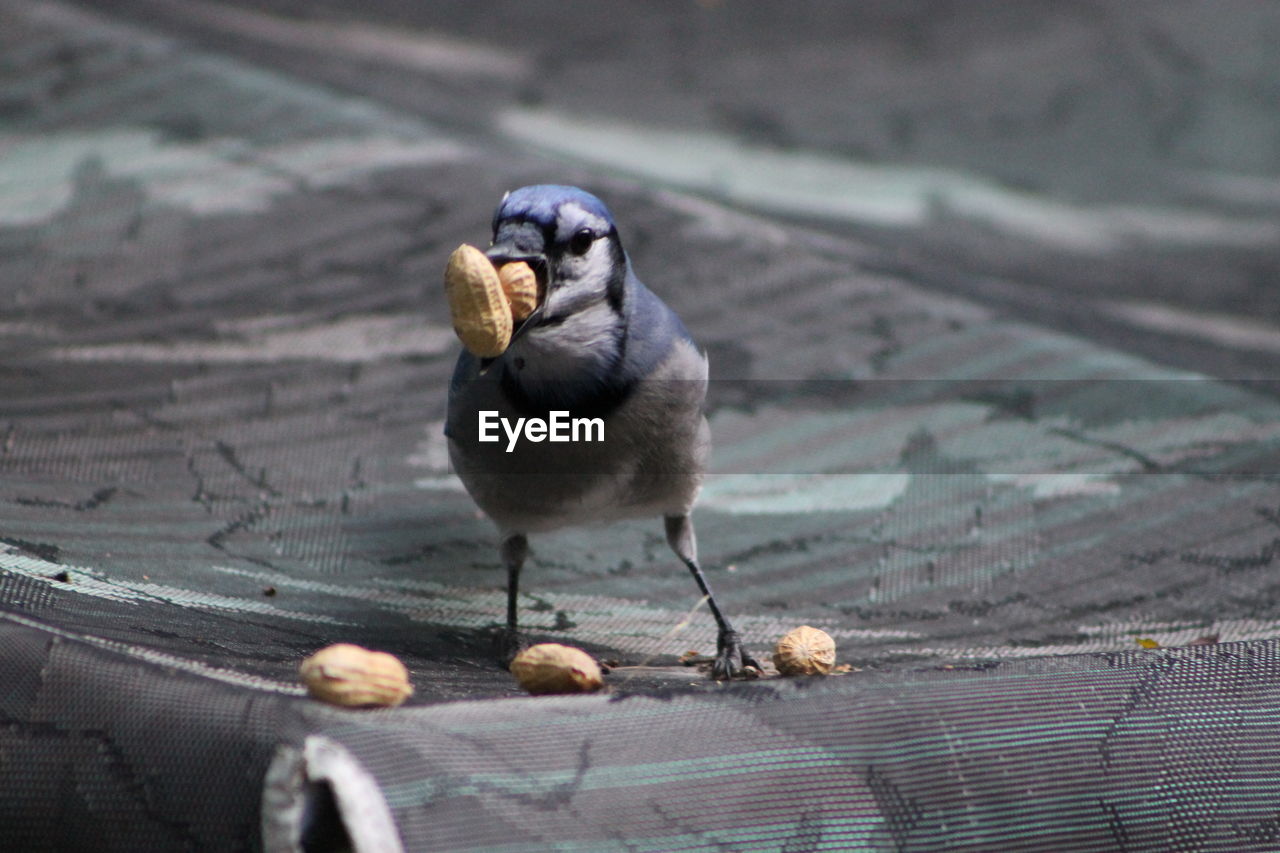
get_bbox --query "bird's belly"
[449,437,701,534]
[467,474,677,533]
[446,337,710,535]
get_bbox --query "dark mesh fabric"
[5,3,1280,851]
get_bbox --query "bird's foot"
[489,625,528,669]
[712,630,762,680]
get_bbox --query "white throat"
[509,299,620,386]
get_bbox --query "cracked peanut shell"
[444,243,512,358]
[300,643,414,707]
[510,643,604,695]
[772,626,836,676]
[498,261,539,322]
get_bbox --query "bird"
[445,184,759,679]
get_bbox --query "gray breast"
[447,338,710,534]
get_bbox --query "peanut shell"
[498,261,539,322]
[300,643,414,707]
[510,643,604,695]
[772,626,836,676]
[444,244,512,357]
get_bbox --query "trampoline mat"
[5,4,1280,851]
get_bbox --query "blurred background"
[94,0,1280,390]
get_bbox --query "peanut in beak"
[443,244,539,357]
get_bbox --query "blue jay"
[445,185,759,679]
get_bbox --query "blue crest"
[493,185,615,229]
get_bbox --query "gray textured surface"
[4,2,1280,850]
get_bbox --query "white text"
[478,410,604,452]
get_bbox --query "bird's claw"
[711,630,761,680]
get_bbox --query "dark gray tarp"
[5,2,1280,850]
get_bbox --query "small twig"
[618,595,709,685]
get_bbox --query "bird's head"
[485,185,629,346]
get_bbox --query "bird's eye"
[568,229,594,256]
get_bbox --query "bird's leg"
[665,515,760,679]
[494,532,528,667]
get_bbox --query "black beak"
[484,241,538,268]
[486,243,549,344]
[476,243,550,374]
[485,219,546,270]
